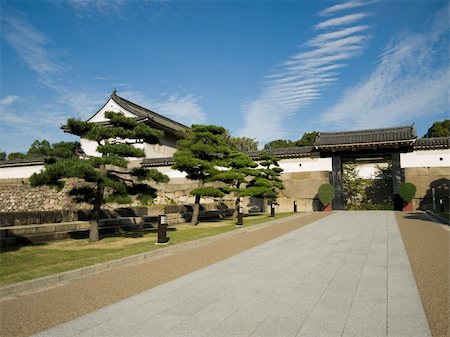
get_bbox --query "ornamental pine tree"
[30,111,169,242]
[214,150,260,218]
[172,125,231,225]
[242,152,285,209]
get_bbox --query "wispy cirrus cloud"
[0,95,19,106]
[314,12,370,30]
[321,5,449,130]
[66,0,127,15]
[238,1,372,143]
[2,15,66,75]
[120,91,206,126]
[319,1,371,16]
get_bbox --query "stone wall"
[277,171,330,212]
[0,178,233,213]
[0,170,330,214]
[404,167,449,211]
[0,179,91,213]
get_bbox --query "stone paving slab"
[31,211,432,337]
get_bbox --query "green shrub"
[347,203,393,210]
[399,183,416,203]
[318,183,335,206]
[104,194,132,204]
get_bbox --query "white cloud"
[67,0,127,15]
[0,95,19,106]
[315,13,369,30]
[321,6,449,130]
[119,91,206,126]
[2,15,66,75]
[320,1,370,16]
[238,7,372,143]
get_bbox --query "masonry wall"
[0,179,92,213]
[404,167,449,211]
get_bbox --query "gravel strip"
[0,212,328,337]
[396,211,450,337]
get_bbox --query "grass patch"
[0,212,294,286]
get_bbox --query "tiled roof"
[246,146,316,159]
[141,146,316,167]
[141,157,175,167]
[0,158,45,168]
[414,137,450,150]
[314,126,416,150]
[111,91,189,136]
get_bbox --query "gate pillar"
[331,155,345,210]
[392,151,403,210]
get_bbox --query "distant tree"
[263,139,296,150]
[172,125,231,225]
[424,119,450,138]
[365,164,393,204]
[343,163,366,205]
[296,131,319,146]
[27,139,80,159]
[50,141,81,159]
[242,153,285,207]
[0,150,6,161]
[7,152,27,160]
[223,131,258,152]
[30,111,169,242]
[27,140,53,157]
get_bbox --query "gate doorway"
[342,158,393,210]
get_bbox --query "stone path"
[32,211,431,337]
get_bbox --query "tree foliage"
[7,152,27,160]
[242,153,284,201]
[263,139,296,150]
[263,131,319,150]
[343,163,366,205]
[172,125,231,225]
[4,140,80,161]
[30,111,168,241]
[424,119,450,138]
[296,131,319,146]
[222,131,258,151]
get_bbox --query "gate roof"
[314,126,416,151]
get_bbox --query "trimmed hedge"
[399,182,417,203]
[318,183,335,206]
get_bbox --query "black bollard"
[236,206,244,226]
[270,203,275,217]
[294,200,297,213]
[156,214,169,245]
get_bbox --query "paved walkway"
[32,211,431,337]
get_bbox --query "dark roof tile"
[314,126,416,149]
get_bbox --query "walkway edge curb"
[0,212,311,299]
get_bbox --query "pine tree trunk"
[190,194,201,226]
[232,197,239,219]
[89,182,104,242]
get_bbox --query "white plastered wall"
[82,98,178,158]
[400,149,450,168]
[0,165,44,179]
[278,157,332,173]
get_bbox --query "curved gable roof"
[84,90,190,138]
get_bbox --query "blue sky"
[1,0,448,153]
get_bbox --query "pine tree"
[172,125,231,225]
[242,152,285,208]
[214,150,260,218]
[30,111,169,242]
